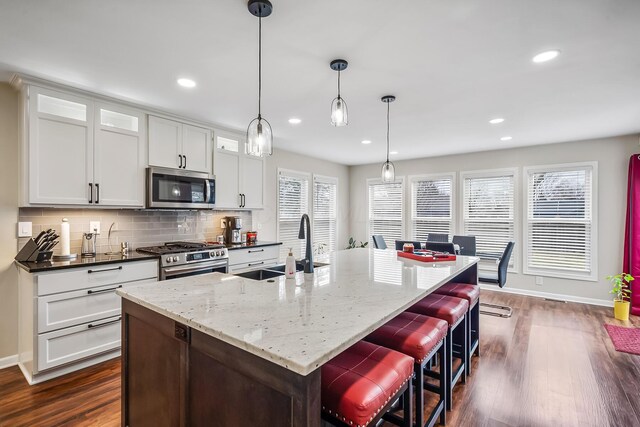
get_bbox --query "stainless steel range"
[137,242,229,281]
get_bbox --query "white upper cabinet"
[93,103,146,206]
[148,116,212,173]
[213,131,264,210]
[24,86,146,207]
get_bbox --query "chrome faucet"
[298,214,314,273]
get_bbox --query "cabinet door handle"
[179,154,183,168]
[241,194,246,208]
[95,183,100,204]
[183,155,187,169]
[248,249,264,253]
[248,261,264,267]
[88,266,123,274]
[238,194,243,208]
[89,183,93,204]
[87,285,122,294]
[88,317,121,329]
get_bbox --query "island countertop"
[117,248,479,375]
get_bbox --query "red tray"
[397,250,457,263]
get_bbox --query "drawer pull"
[88,266,123,274]
[248,249,265,253]
[248,261,264,267]
[87,285,123,295]
[88,317,121,329]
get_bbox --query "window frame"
[459,167,519,272]
[276,168,311,260]
[408,172,456,241]
[366,177,406,247]
[522,161,598,281]
[312,174,339,255]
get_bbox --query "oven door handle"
[163,262,228,275]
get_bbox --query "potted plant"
[606,273,633,321]
[346,237,368,250]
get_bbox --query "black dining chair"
[394,240,422,251]
[478,241,515,318]
[372,235,387,249]
[423,241,456,254]
[426,233,449,243]
[452,235,476,256]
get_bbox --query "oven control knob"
[172,256,179,262]
[210,251,215,257]
[166,257,172,263]
[215,250,221,257]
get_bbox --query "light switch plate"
[90,221,101,234]
[18,222,32,238]
[535,276,544,286]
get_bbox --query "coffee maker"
[222,216,243,244]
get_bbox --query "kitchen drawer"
[37,315,121,372]
[228,259,278,273]
[37,278,157,333]
[36,260,158,296]
[227,246,279,266]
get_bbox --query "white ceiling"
[1,0,639,165]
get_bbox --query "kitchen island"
[117,248,478,426]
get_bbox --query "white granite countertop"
[117,248,479,376]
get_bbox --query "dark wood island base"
[121,300,321,427]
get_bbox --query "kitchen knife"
[33,231,47,245]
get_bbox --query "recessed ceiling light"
[361,140,372,145]
[500,136,513,141]
[532,50,560,63]
[390,151,398,155]
[177,78,196,88]
[489,118,505,124]
[288,118,301,124]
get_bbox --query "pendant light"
[330,59,348,126]
[381,95,396,182]
[246,0,273,157]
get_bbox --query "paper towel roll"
[60,218,70,256]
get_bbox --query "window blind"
[525,166,593,277]
[411,176,453,241]
[368,180,404,246]
[463,173,515,264]
[278,170,309,260]
[313,176,338,254]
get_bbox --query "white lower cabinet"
[227,246,279,272]
[18,259,158,384]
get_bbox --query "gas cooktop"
[136,241,224,256]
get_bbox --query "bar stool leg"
[439,335,447,426]
[446,328,453,411]
[416,362,424,427]
[404,377,414,427]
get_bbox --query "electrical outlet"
[535,276,544,286]
[90,221,101,234]
[18,222,32,238]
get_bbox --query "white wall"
[349,135,639,305]
[253,148,350,257]
[0,83,19,360]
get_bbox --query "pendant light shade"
[330,59,348,126]
[246,0,273,157]
[381,95,396,183]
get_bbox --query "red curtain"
[623,154,640,316]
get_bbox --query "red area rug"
[604,324,640,356]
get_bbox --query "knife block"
[15,238,54,263]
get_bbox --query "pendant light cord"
[337,69,341,98]
[258,15,262,118]
[386,101,390,163]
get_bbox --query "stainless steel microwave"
[146,167,216,209]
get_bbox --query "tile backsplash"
[18,208,252,255]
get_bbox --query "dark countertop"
[15,252,159,273]
[224,241,282,251]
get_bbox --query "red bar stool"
[407,294,468,411]
[434,282,480,375]
[321,341,414,427]
[365,312,448,427]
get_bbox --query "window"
[410,174,454,241]
[277,170,309,260]
[524,163,596,280]
[462,170,516,267]
[313,175,338,255]
[368,179,404,246]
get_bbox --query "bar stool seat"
[409,294,469,325]
[322,341,414,427]
[365,312,448,427]
[435,283,481,375]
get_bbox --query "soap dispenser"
[285,248,296,279]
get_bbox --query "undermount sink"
[233,269,285,281]
[266,262,329,273]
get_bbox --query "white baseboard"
[479,284,614,308]
[0,354,18,370]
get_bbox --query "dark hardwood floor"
[1,290,639,427]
